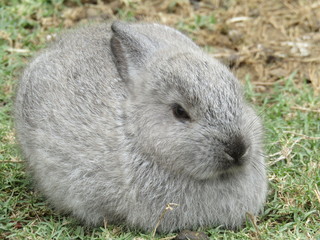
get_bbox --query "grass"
[1,0,319,239]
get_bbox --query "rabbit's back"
[15,23,128,225]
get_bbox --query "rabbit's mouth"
[214,146,251,175]
[187,153,250,181]
[218,159,248,174]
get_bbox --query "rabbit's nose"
[225,135,249,165]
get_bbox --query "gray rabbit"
[14,21,267,233]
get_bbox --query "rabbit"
[14,21,268,233]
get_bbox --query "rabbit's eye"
[172,104,190,121]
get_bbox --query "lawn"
[0,0,319,239]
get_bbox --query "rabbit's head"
[111,22,263,180]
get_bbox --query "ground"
[0,0,319,239]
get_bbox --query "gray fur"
[15,21,267,233]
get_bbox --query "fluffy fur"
[14,21,267,233]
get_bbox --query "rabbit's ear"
[111,21,158,82]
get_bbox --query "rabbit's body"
[15,22,267,233]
